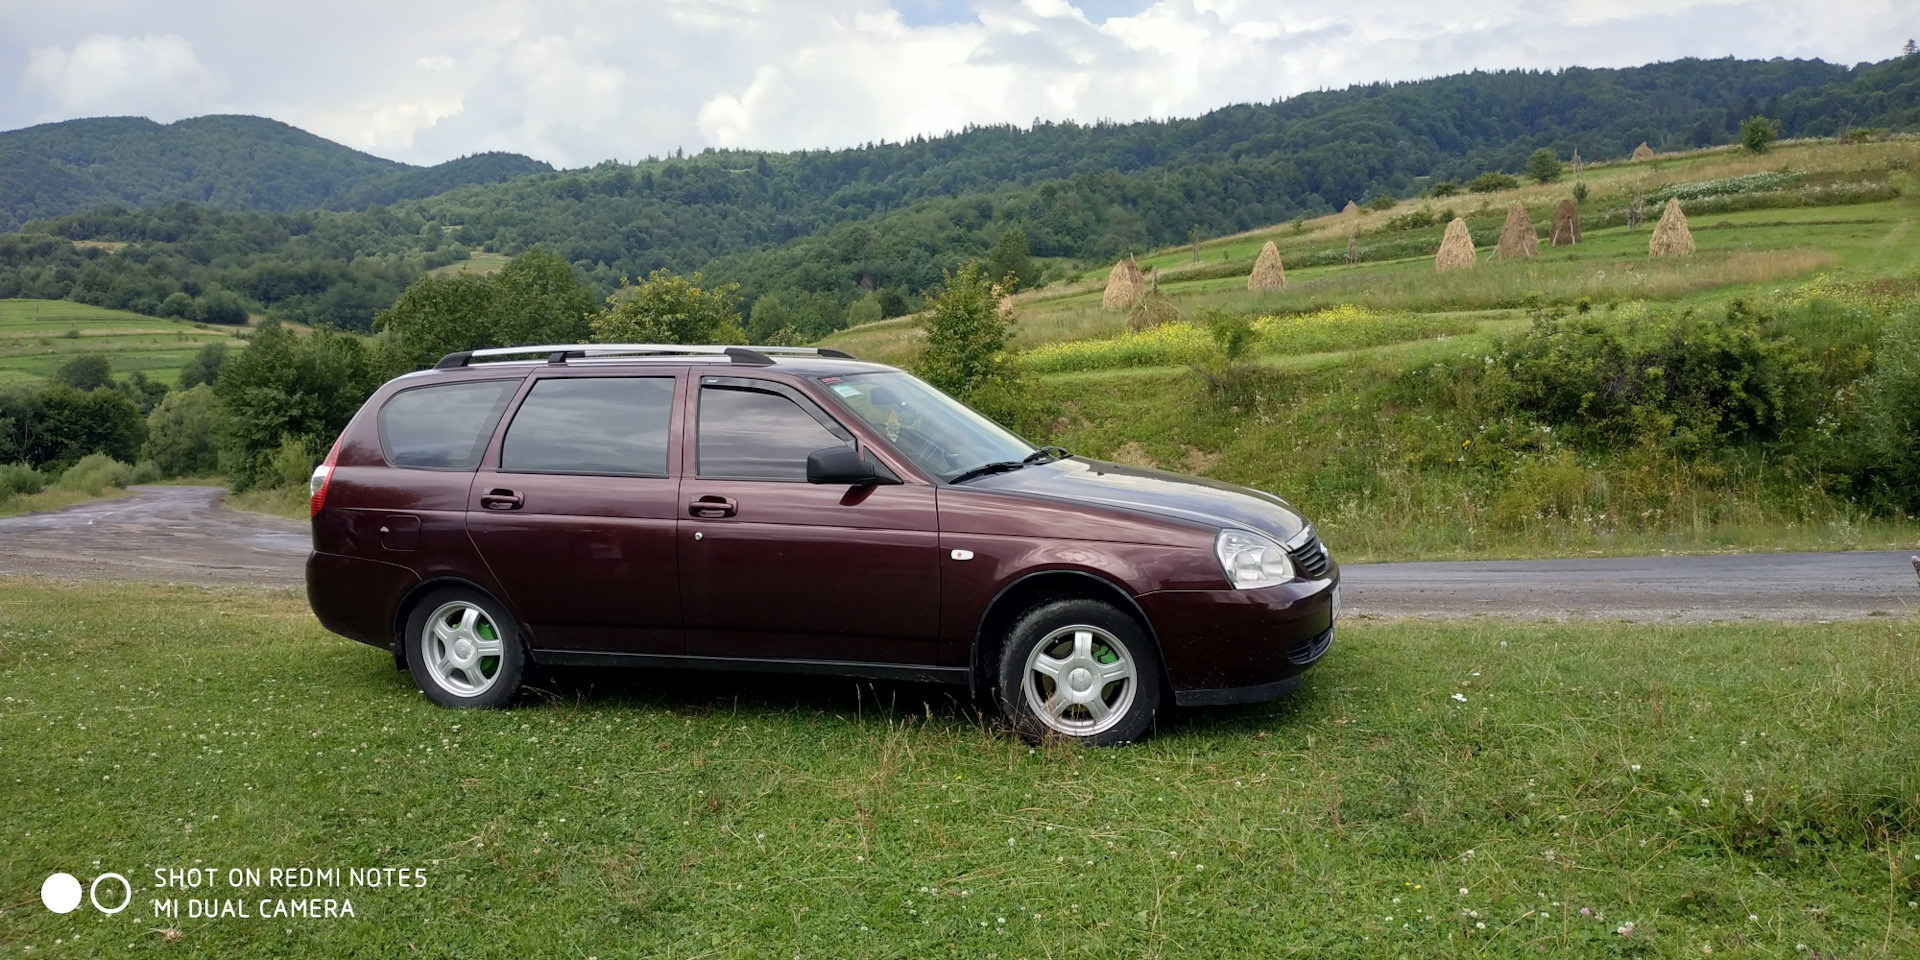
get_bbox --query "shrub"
[593,269,744,345]
[176,343,229,390]
[1855,309,1920,511]
[142,384,219,477]
[57,453,135,495]
[1525,148,1563,184]
[1429,180,1459,198]
[915,262,1017,401]
[1486,306,1817,456]
[264,435,316,490]
[0,462,45,496]
[1741,115,1779,154]
[213,323,372,490]
[1467,172,1520,193]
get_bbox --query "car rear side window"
[698,383,849,481]
[501,377,676,476]
[379,379,520,470]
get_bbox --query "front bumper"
[1137,567,1338,706]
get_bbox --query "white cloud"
[23,33,224,119]
[2,1,1914,166]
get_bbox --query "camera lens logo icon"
[42,872,130,915]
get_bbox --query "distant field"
[0,299,250,386]
[427,251,512,278]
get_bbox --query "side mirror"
[806,446,897,486]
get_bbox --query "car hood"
[962,457,1308,542]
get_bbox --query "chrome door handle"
[688,495,737,518]
[480,489,523,510]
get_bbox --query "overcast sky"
[1,1,1912,169]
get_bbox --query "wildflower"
[1699,797,1710,807]
[1475,921,1486,930]
[1451,693,1467,702]
[1580,907,1590,916]
[1459,888,1469,896]
[1748,914,1758,922]
[1630,763,1641,772]
[1617,922,1635,936]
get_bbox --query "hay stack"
[1550,198,1582,246]
[1496,203,1538,260]
[1101,255,1145,310]
[1247,240,1287,291]
[1648,197,1695,258]
[1434,217,1476,272]
[1342,200,1360,216]
[1126,289,1182,332]
[1631,141,1655,162]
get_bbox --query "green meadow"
[0,300,248,387]
[2,580,1915,958]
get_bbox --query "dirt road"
[2,486,1914,620]
[0,486,308,586]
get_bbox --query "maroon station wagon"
[306,344,1339,744]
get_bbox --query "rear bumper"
[306,551,419,651]
[1138,570,1338,707]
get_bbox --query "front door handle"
[688,495,737,518]
[480,488,524,511]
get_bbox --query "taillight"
[309,436,342,518]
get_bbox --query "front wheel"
[996,599,1162,745]
[404,588,525,709]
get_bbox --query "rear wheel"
[405,588,524,709]
[996,599,1161,745]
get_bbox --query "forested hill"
[5,54,1918,333]
[0,115,552,230]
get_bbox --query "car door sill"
[530,649,969,686]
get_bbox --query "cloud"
[23,33,224,119]
[2,1,1914,166]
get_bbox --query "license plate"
[1330,584,1341,622]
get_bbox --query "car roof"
[404,345,901,382]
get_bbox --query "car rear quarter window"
[697,383,850,481]
[379,379,520,470]
[501,377,676,476]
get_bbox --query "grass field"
[2,581,1916,957]
[0,300,250,387]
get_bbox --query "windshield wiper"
[951,447,1071,485]
[948,460,1027,485]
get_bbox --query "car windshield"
[815,371,1035,482]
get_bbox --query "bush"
[1526,148,1563,184]
[1741,115,1780,154]
[0,462,45,496]
[142,384,219,477]
[264,435,316,490]
[193,288,251,325]
[1855,310,1920,511]
[1486,306,1817,456]
[57,453,135,495]
[213,323,373,490]
[1467,172,1520,193]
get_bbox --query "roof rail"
[434,343,856,369]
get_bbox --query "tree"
[193,288,251,325]
[142,384,219,477]
[914,263,1016,402]
[748,294,794,343]
[845,295,883,327]
[486,248,597,348]
[373,247,595,373]
[1741,115,1779,153]
[52,354,113,392]
[213,322,374,489]
[982,228,1039,291]
[875,287,910,319]
[176,342,230,389]
[25,386,145,465]
[593,269,744,345]
[1525,148,1563,184]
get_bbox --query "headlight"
[1215,529,1295,589]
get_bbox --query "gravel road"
[2,486,1914,620]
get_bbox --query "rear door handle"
[480,488,524,511]
[688,495,737,518]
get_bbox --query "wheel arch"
[970,568,1171,700]
[390,576,528,668]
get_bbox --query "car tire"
[404,587,525,709]
[996,598,1162,745]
